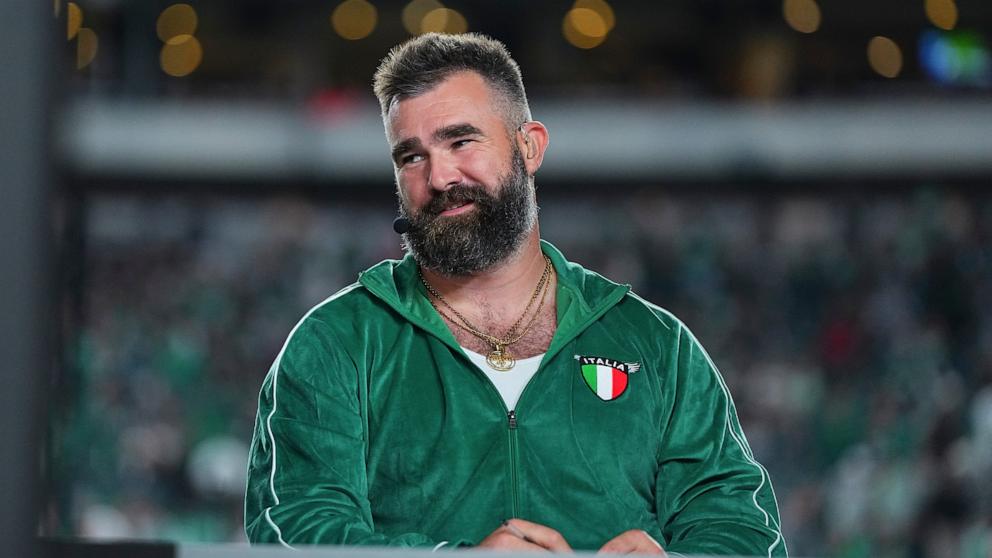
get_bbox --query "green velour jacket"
[245,241,786,556]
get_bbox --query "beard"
[398,146,537,277]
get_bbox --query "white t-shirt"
[462,347,544,411]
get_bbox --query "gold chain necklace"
[419,255,553,371]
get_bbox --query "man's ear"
[518,121,550,176]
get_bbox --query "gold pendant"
[486,346,515,371]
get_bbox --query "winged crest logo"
[575,355,641,401]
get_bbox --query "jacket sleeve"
[244,316,461,548]
[654,322,787,557]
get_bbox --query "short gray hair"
[373,33,531,129]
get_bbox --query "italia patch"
[575,355,641,401]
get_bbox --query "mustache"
[419,184,493,218]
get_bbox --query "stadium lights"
[925,0,959,31]
[67,1,81,39]
[76,27,97,70]
[783,0,821,34]
[331,0,378,40]
[420,8,468,35]
[868,36,903,78]
[157,4,202,77]
[403,0,442,35]
[563,0,615,49]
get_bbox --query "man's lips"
[438,201,476,216]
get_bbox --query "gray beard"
[398,147,537,276]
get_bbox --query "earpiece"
[520,125,534,159]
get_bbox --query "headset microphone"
[392,216,412,234]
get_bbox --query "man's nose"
[426,152,462,191]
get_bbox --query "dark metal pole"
[0,0,57,557]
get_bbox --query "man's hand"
[598,530,666,555]
[476,518,573,552]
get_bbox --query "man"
[245,33,786,556]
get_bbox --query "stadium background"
[44,1,992,557]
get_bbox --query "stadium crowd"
[50,188,992,557]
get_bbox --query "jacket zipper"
[507,410,520,517]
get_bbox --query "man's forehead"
[384,72,504,142]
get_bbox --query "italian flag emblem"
[577,355,641,401]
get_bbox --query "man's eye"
[401,154,424,165]
[452,139,472,148]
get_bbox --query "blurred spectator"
[52,188,992,556]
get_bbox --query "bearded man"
[245,33,786,557]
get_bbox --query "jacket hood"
[357,240,631,362]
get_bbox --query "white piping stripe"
[263,357,292,549]
[431,541,450,552]
[261,283,363,549]
[264,508,291,549]
[685,326,785,558]
[267,369,281,504]
[634,293,784,557]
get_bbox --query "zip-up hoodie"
[245,241,786,556]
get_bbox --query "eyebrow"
[390,123,485,164]
[433,123,483,142]
[391,138,422,164]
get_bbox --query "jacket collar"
[358,240,630,361]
